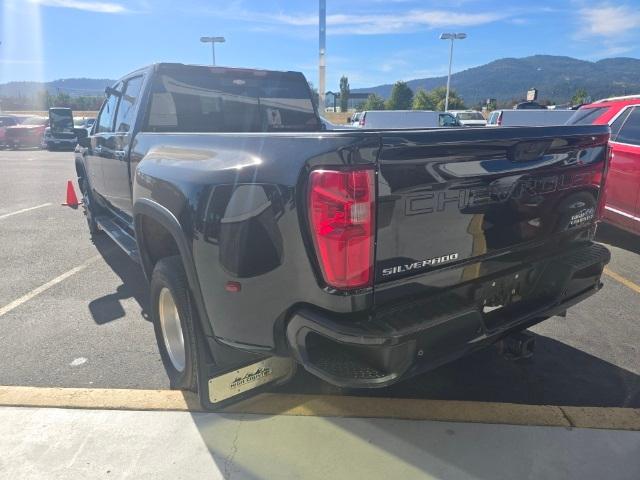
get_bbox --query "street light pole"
[200,36,226,66]
[439,32,466,112]
[319,0,326,111]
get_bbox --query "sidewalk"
[0,403,639,479]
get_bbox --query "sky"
[1,0,640,89]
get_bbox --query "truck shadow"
[280,334,640,408]
[87,235,150,325]
[596,223,640,255]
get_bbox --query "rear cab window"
[456,112,484,121]
[566,106,609,125]
[144,66,320,133]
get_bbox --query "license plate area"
[475,266,541,331]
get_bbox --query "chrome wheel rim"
[158,287,186,372]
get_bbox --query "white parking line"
[0,255,100,318]
[0,203,52,220]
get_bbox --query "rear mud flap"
[195,332,296,410]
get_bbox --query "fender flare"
[133,198,214,337]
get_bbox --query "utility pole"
[319,0,326,112]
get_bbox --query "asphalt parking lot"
[1,149,638,408]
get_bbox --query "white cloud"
[223,9,508,35]
[380,58,408,73]
[28,0,128,14]
[592,44,634,57]
[573,4,640,58]
[577,5,640,38]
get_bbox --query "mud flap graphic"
[206,356,296,406]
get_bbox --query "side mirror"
[74,128,90,148]
[104,86,121,97]
[74,128,88,139]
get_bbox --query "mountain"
[353,55,640,106]
[0,78,116,97]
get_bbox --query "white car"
[355,110,460,129]
[74,117,96,133]
[349,112,363,127]
[450,110,486,127]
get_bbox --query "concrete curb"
[0,386,638,430]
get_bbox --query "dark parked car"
[75,63,611,409]
[44,108,78,151]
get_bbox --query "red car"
[568,95,640,234]
[4,116,49,149]
[0,115,19,146]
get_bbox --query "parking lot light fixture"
[200,36,226,66]
[439,32,467,111]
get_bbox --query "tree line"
[336,76,596,112]
[0,91,103,111]
[360,81,466,111]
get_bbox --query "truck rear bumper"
[286,242,610,388]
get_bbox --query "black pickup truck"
[75,63,611,409]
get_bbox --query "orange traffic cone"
[62,180,81,208]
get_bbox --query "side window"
[610,108,632,141]
[96,93,119,133]
[115,76,144,133]
[615,107,640,146]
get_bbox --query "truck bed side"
[129,125,609,358]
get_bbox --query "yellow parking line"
[0,386,638,431]
[604,267,640,295]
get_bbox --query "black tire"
[150,256,199,391]
[79,175,101,236]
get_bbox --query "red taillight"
[308,168,375,290]
[359,114,365,127]
[497,112,503,126]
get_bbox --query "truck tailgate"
[374,125,610,306]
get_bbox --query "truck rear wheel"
[150,256,199,391]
